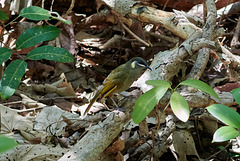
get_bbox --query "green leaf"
[0,135,18,153]
[0,60,27,100]
[170,91,189,122]
[26,45,73,63]
[16,25,60,49]
[132,86,169,124]
[19,6,51,20]
[207,104,240,129]
[232,88,240,105]
[19,6,71,24]
[212,126,239,142]
[0,47,12,65]
[179,79,219,99]
[0,10,9,20]
[146,80,171,88]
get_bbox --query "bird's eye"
[131,61,144,69]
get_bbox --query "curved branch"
[187,0,217,79]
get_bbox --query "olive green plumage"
[84,57,151,115]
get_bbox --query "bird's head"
[129,57,152,72]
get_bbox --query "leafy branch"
[132,79,219,123]
[0,6,73,100]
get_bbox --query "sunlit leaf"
[0,135,18,153]
[179,79,219,99]
[170,91,189,122]
[207,104,240,129]
[212,126,239,142]
[232,88,240,105]
[132,86,169,124]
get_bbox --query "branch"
[59,95,139,161]
[187,0,217,79]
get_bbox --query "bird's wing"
[101,77,118,99]
[101,66,127,96]
[84,65,127,115]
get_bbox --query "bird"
[84,57,151,115]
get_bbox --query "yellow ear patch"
[131,61,136,68]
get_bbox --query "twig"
[145,31,178,44]
[4,16,19,28]
[118,20,151,47]
[50,0,55,11]
[194,116,203,151]
[150,104,169,160]
[55,0,75,27]
[221,44,240,66]
[205,142,231,160]
[141,115,175,160]
[16,106,46,113]
[163,0,170,11]
[150,130,155,161]
[153,102,170,136]
[38,95,77,100]
[2,101,22,106]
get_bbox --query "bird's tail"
[84,86,117,115]
[84,92,100,115]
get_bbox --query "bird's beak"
[146,65,152,71]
